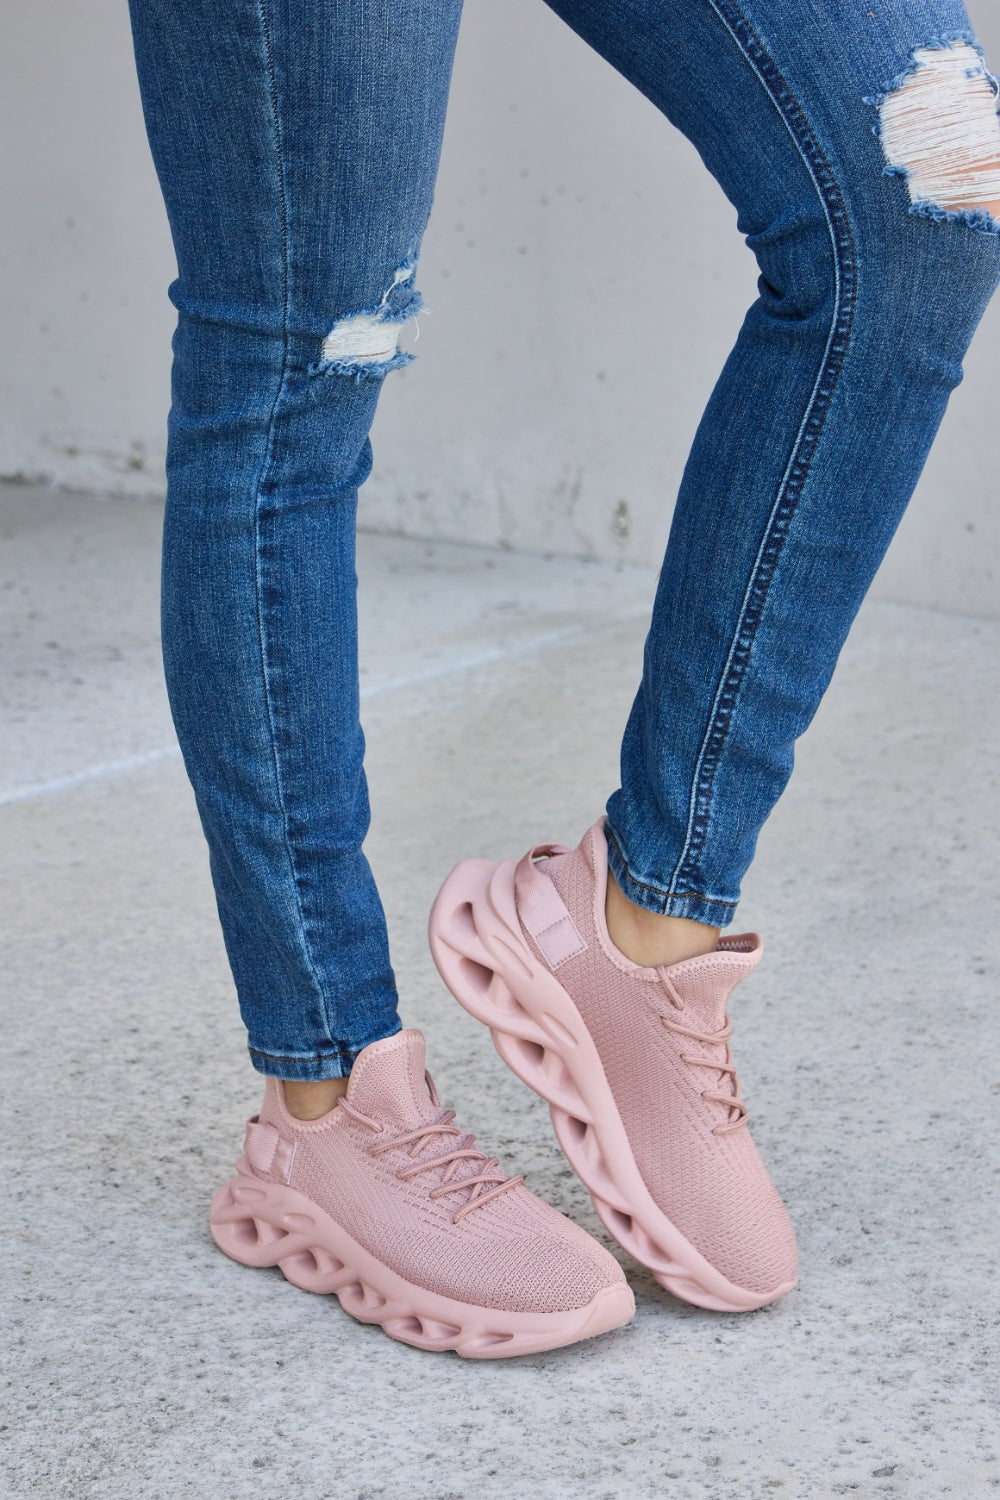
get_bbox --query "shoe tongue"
[661,937,762,1029]
[345,1030,440,1132]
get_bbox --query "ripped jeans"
[128,0,1000,1080]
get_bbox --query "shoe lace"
[342,1101,523,1224]
[657,972,748,1137]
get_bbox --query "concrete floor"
[2,481,998,1500]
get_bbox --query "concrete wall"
[1,0,997,614]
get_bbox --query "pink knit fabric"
[251,1030,624,1314]
[524,822,797,1296]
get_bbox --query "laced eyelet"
[361,1110,524,1218]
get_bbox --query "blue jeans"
[128,0,1000,1079]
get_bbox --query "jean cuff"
[603,819,738,930]
[247,1020,403,1081]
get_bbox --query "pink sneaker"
[209,1029,633,1357]
[429,820,797,1312]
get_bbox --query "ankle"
[605,870,720,968]
[283,1076,349,1121]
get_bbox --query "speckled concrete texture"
[2,483,998,1499]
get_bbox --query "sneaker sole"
[209,1164,634,1359]
[429,857,795,1313]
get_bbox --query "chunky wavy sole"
[209,1161,634,1359]
[429,857,795,1313]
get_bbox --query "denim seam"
[249,1018,403,1078]
[249,1043,352,1067]
[250,0,335,1049]
[666,0,858,897]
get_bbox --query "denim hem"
[604,821,738,930]
[248,1020,402,1081]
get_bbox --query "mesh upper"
[525,822,797,1296]
[257,1031,623,1314]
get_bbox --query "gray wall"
[1,0,997,613]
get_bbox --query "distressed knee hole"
[310,260,423,382]
[872,39,1000,231]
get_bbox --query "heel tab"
[514,849,587,970]
[243,1116,296,1183]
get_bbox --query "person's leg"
[127,0,463,1090]
[126,0,635,1356]
[430,0,1000,1311]
[540,0,1000,944]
